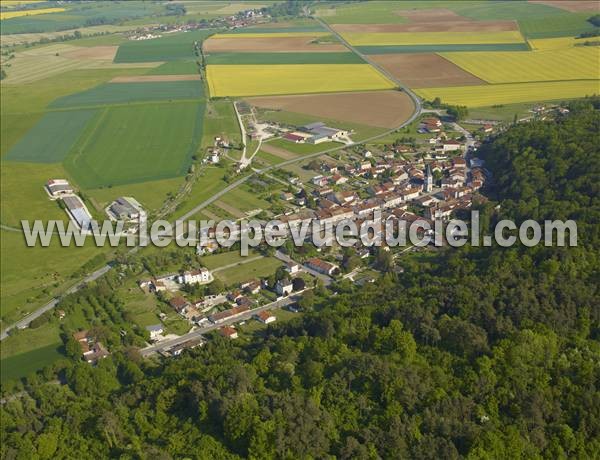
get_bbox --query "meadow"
[205,52,364,65]
[341,30,525,46]
[441,47,600,84]
[206,64,396,97]
[4,109,97,163]
[63,102,204,188]
[50,80,203,108]
[0,343,63,383]
[415,80,600,107]
[214,257,283,286]
[113,29,214,63]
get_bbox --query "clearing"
[369,53,485,88]
[247,90,415,128]
[206,64,396,97]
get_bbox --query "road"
[1,20,423,339]
[140,293,302,356]
[233,101,248,167]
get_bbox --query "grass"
[255,150,287,166]
[341,30,525,46]
[266,138,337,156]
[146,60,199,75]
[214,256,283,286]
[441,48,600,84]
[206,64,396,97]
[113,29,215,63]
[316,1,410,24]
[518,12,597,39]
[415,81,600,108]
[64,102,204,188]
[205,52,364,65]
[467,100,572,122]
[201,249,261,270]
[202,99,241,148]
[49,80,204,108]
[1,342,63,382]
[219,185,272,213]
[357,43,530,54]
[4,109,97,163]
[171,166,229,219]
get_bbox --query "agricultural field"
[0,7,65,20]
[63,102,204,188]
[202,99,242,148]
[340,30,526,46]
[214,256,283,286]
[415,80,600,107]
[203,34,347,53]
[205,52,364,65]
[441,47,600,84]
[356,43,531,54]
[206,64,396,97]
[248,90,415,128]
[50,80,203,108]
[369,53,485,88]
[113,29,213,63]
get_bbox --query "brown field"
[260,143,298,160]
[247,90,415,129]
[109,75,201,83]
[63,46,118,60]
[203,36,347,53]
[331,20,518,33]
[369,53,485,89]
[529,0,600,12]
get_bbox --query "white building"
[178,268,212,284]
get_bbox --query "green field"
[64,102,204,188]
[518,12,598,39]
[219,185,272,213]
[113,29,214,63]
[1,342,63,382]
[202,99,241,148]
[4,109,97,162]
[316,1,410,24]
[205,52,364,65]
[49,81,203,108]
[146,60,199,75]
[0,1,164,34]
[214,257,283,286]
[266,138,338,156]
[357,43,530,54]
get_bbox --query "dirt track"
[369,53,486,89]
[248,90,415,129]
[110,75,201,83]
[203,36,347,53]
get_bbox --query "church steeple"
[425,163,433,192]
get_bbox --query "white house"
[255,311,276,324]
[275,279,293,296]
[178,268,211,284]
[146,324,164,341]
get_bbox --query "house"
[46,179,73,199]
[209,305,249,324]
[178,268,211,284]
[255,311,276,324]
[280,192,294,201]
[452,157,467,168]
[311,175,328,187]
[169,296,190,314]
[482,124,494,133]
[73,330,109,364]
[306,258,339,276]
[219,326,238,339]
[330,174,348,185]
[275,279,293,296]
[441,140,462,152]
[169,339,203,356]
[285,261,301,274]
[241,279,261,295]
[354,200,380,217]
[146,324,164,341]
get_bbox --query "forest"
[1,100,599,459]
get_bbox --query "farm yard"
[206,64,396,97]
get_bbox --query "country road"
[0,19,423,339]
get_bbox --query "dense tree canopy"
[1,103,599,459]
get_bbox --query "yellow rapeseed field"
[528,37,579,50]
[440,47,600,84]
[1,7,65,20]
[415,81,600,108]
[341,30,525,46]
[210,32,330,39]
[206,64,396,97]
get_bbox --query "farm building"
[108,196,145,221]
[45,179,73,199]
[298,122,348,144]
[62,195,92,231]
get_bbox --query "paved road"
[1,21,423,339]
[140,293,302,356]
[0,264,112,340]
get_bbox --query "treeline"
[1,102,599,458]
